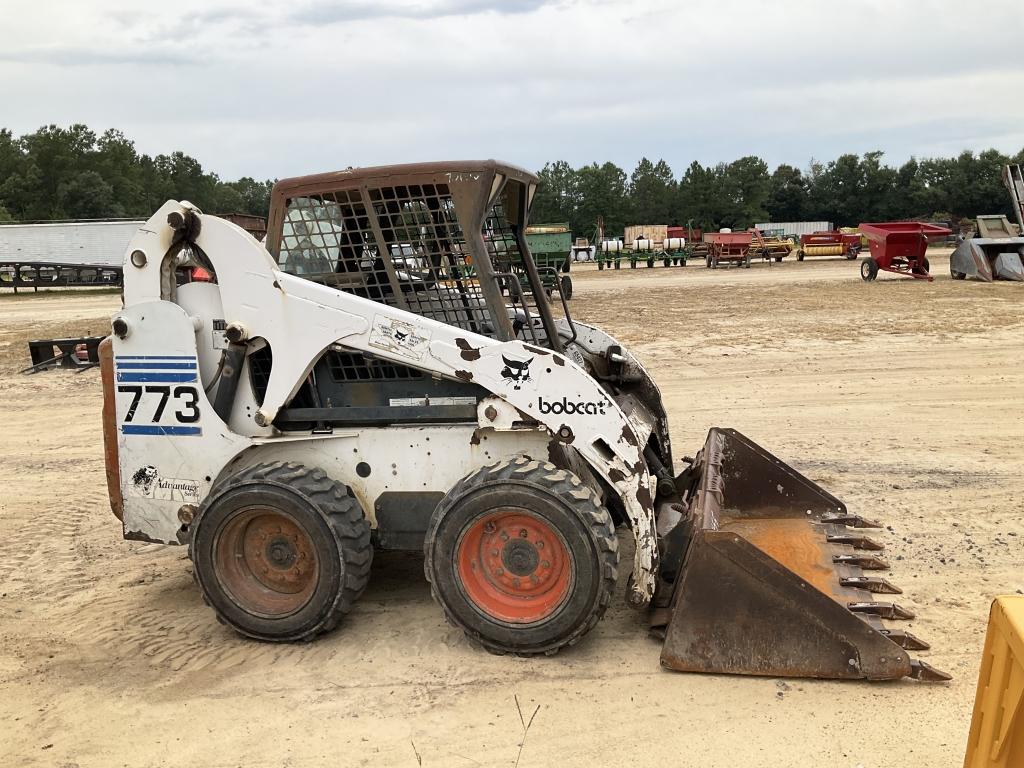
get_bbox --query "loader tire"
[424,458,618,656]
[189,461,372,642]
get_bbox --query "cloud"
[289,0,553,24]
[0,0,1021,181]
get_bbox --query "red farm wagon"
[858,222,952,282]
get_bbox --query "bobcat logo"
[132,465,158,496]
[394,330,408,342]
[501,356,533,390]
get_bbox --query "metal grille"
[369,183,492,335]
[325,350,421,382]
[485,200,545,344]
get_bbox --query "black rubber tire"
[797,250,805,262]
[424,458,618,656]
[861,258,879,282]
[190,461,372,642]
[775,256,783,262]
[598,260,604,271]
[663,258,671,268]
[923,257,931,273]
[952,269,966,280]
[744,253,752,268]
[845,248,858,260]
[560,274,573,300]
[614,259,621,270]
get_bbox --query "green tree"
[628,157,676,224]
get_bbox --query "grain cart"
[101,161,946,681]
[950,216,1024,282]
[859,221,951,281]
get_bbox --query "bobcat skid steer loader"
[100,161,947,681]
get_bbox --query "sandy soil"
[1,254,1022,768]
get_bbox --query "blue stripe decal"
[115,355,196,360]
[117,372,197,383]
[121,425,202,436]
[115,362,197,370]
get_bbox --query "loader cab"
[257,161,572,430]
[265,161,569,352]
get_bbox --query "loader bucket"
[657,428,948,682]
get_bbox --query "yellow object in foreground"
[964,597,1024,767]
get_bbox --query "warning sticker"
[368,315,431,361]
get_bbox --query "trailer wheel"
[614,259,621,270]
[663,257,671,268]
[424,458,618,656]
[744,253,752,268]
[597,259,604,271]
[845,247,858,260]
[797,250,805,262]
[860,258,879,282]
[560,275,573,300]
[190,462,372,642]
[775,256,783,262]
[951,269,966,280]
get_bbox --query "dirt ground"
[2,252,1022,768]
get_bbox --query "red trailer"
[858,221,952,282]
[705,231,753,268]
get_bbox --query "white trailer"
[0,219,145,266]
[754,221,833,239]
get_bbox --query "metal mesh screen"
[485,200,545,344]
[326,350,421,382]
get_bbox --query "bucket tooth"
[833,553,889,570]
[821,513,881,529]
[840,576,902,594]
[827,533,884,551]
[881,629,930,651]
[909,659,952,682]
[848,601,915,620]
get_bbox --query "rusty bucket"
[656,428,948,682]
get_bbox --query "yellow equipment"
[964,597,1024,767]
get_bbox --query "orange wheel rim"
[456,510,573,624]
[214,507,319,618]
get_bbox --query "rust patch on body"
[608,468,626,484]
[721,518,842,600]
[636,484,653,511]
[455,369,474,381]
[470,429,482,446]
[620,425,638,446]
[455,338,481,361]
[552,355,565,366]
[524,344,550,356]
[99,338,124,521]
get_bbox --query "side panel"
[112,300,250,543]
[218,425,553,530]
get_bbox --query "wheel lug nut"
[495,567,504,576]
[519,529,528,538]
[530,574,539,583]
[491,549,499,557]
[513,578,521,588]
[541,560,550,568]
[484,522,496,533]
[536,541,545,549]
[500,531,509,542]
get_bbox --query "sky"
[2,0,1024,181]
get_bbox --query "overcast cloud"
[2,0,1023,180]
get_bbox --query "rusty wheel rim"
[214,507,319,619]
[456,509,573,625]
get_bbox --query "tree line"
[1,124,1021,236]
